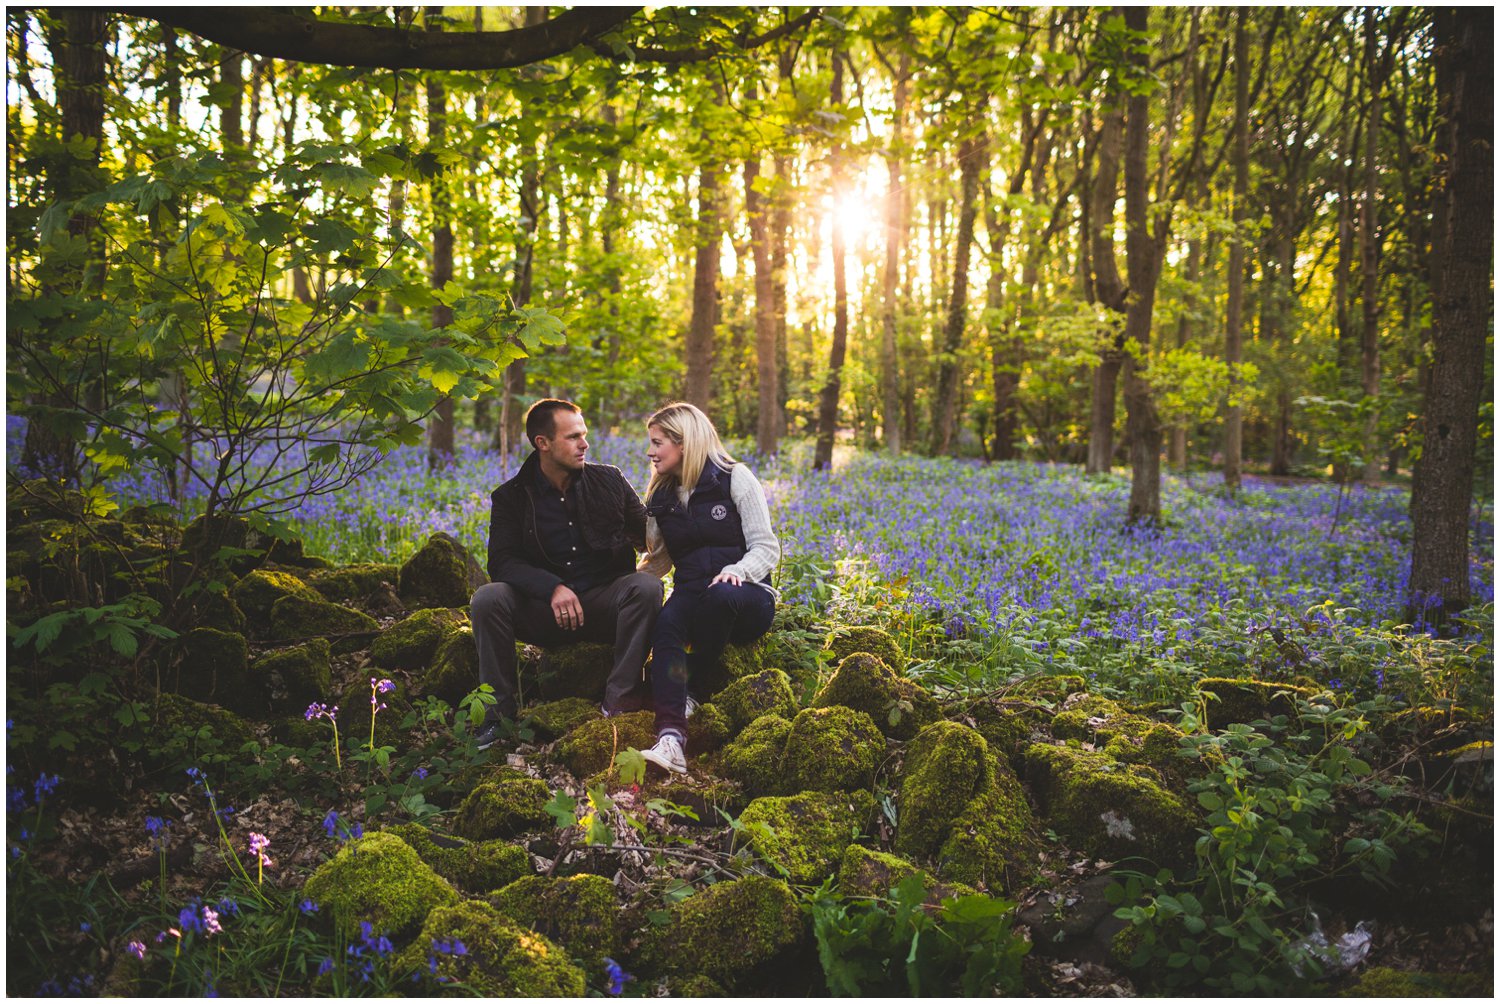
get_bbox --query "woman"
[637,402,780,774]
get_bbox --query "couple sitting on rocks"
[470,398,780,775]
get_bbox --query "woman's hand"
[710,571,743,587]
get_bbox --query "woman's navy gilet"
[647,461,758,592]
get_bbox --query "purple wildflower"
[202,906,223,937]
[126,940,147,961]
[299,899,319,915]
[317,957,335,977]
[604,957,633,996]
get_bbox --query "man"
[470,399,662,750]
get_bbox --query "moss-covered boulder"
[181,513,308,572]
[715,668,799,734]
[895,721,1037,891]
[698,638,769,697]
[172,627,256,713]
[529,641,614,703]
[964,700,1043,770]
[686,702,733,754]
[739,789,876,884]
[837,845,977,906]
[717,713,793,798]
[1003,673,1087,704]
[371,607,467,671]
[1025,743,1196,864]
[1195,676,1319,730]
[1339,966,1490,998]
[824,625,904,671]
[488,874,620,970]
[308,562,400,604]
[334,676,410,750]
[385,823,531,894]
[268,593,379,651]
[1052,693,1187,780]
[398,532,485,611]
[812,652,940,741]
[783,706,885,794]
[419,627,481,705]
[557,711,654,777]
[452,778,553,841]
[302,831,458,938]
[252,639,332,715]
[397,900,585,997]
[229,569,321,626]
[524,697,600,741]
[641,875,803,988]
[153,693,258,758]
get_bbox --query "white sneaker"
[641,733,688,774]
[685,695,700,719]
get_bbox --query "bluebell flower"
[317,957,335,977]
[603,957,633,996]
[299,899,319,915]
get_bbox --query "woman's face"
[647,425,683,477]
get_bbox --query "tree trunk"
[1359,10,1385,485]
[745,85,779,457]
[684,159,722,408]
[813,54,848,471]
[1085,93,1128,474]
[929,131,984,456]
[1407,8,1492,627]
[880,53,909,454]
[426,59,455,468]
[1123,5,1163,525]
[1223,12,1250,491]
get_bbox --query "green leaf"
[543,790,578,829]
[614,748,647,785]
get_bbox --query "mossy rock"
[308,562,400,604]
[452,778,553,841]
[650,771,751,823]
[665,974,728,996]
[705,638,770,695]
[302,831,459,938]
[964,700,1043,770]
[181,513,305,573]
[686,702,733,754]
[396,899,585,997]
[183,584,247,636]
[7,478,90,523]
[529,641,614,704]
[152,693,258,758]
[641,875,803,987]
[824,625,904,671]
[229,569,321,626]
[419,627,481,705]
[1194,676,1319,730]
[811,652,940,741]
[739,789,876,885]
[371,607,467,671]
[1025,743,1196,865]
[334,677,410,750]
[398,531,485,611]
[172,627,256,714]
[488,874,620,970]
[715,668,799,734]
[716,713,792,798]
[1340,966,1490,997]
[837,845,977,906]
[1002,674,1087,704]
[384,823,531,895]
[1052,694,1187,781]
[895,721,1038,892]
[783,706,885,794]
[556,711,654,777]
[268,593,379,651]
[524,697,600,741]
[253,639,332,715]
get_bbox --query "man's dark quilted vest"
[647,461,752,591]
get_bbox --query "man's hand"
[710,571,743,587]
[551,584,584,630]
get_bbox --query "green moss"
[739,789,876,884]
[488,874,620,969]
[252,639,331,715]
[811,652,940,741]
[935,766,1037,891]
[302,831,459,938]
[665,974,727,996]
[715,668,799,733]
[716,713,793,797]
[396,900,585,997]
[523,697,600,740]
[385,823,531,894]
[173,627,255,713]
[420,627,480,705]
[184,585,247,635]
[398,531,482,610]
[1195,677,1318,729]
[556,711,655,777]
[229,569,321,626]
[1002,674,1086,703]
[716,638,769,687]
[154,693,257,755]
[686,701,732,754]
[307,562,399,603]
[643,875,803,987]
[371,607,467,671]
[1340,966,1487,997]
[784,706,885,794]
[452,778,553,840]
[965,700,1041,769]
[824,625,904,670]
[837,845,975,905]
[334,677,410,750]
[268,594,378,651]
[529,641,614,703]
[1025,742,1196,865]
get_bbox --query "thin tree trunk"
[1085,94,1128,474]
[1407,8,1491,626]
[813,55,848,471]
[426,57,454,468]
[880,53,909,454]
[744,85,779,456]
[1359,10,1384,485]
[929,131,984,456]
[1223,12,1249,491]
[684,159,722,408]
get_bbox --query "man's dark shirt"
[531,464,614,593]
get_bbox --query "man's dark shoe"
[474,721,502,751]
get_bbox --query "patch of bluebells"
[428,937,469,983]
[323,809,363,843]
[604,957,634,996]
[346,921,395,983]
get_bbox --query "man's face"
[539,410,589,472]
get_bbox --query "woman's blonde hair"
[645,401,736,501]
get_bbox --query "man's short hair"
[525,399,582,450]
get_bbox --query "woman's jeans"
[651,581,775,740]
